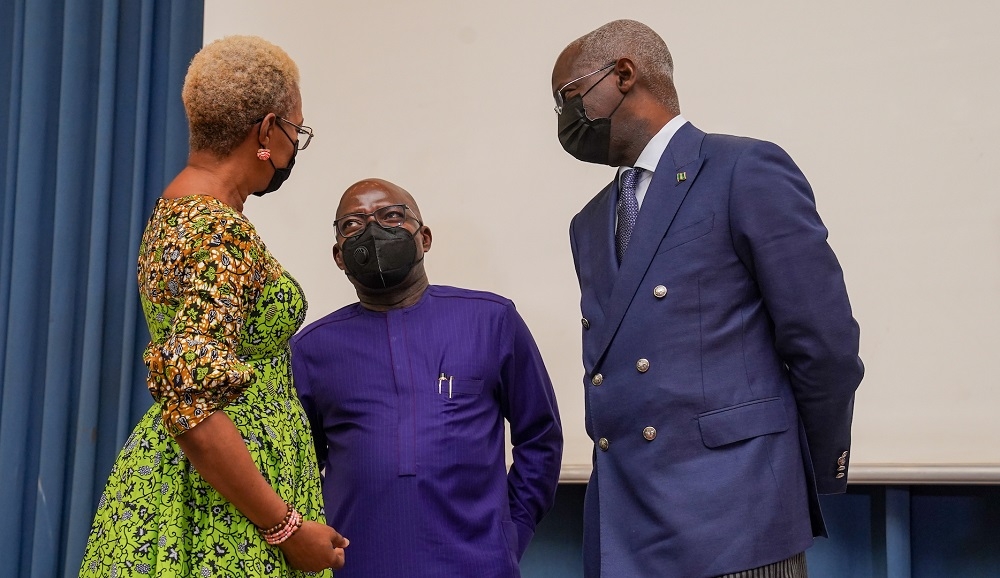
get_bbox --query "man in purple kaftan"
[291,179,563,578]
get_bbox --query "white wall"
[205,1,1000,481]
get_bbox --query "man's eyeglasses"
[553,61,616,115]
[253,115,315,150]
[334,204,423,238]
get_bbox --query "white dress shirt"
[616,114,688,210]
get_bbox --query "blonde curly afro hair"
[182,35,300,156]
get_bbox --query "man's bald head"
[560,19,679,113]
[332,178,433,308]
[337,178,423,223]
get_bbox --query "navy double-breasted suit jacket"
[569,122,863,578]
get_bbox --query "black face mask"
[557,89,626,166]
[253,122,298,197]
[341,222,420,289]
[252,147,297,197]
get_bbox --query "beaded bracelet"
[259,503,303,545]
[263,509,302,545]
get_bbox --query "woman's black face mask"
[253,123,298,197]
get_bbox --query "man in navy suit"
[551,19,864,578]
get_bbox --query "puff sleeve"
[140,205,272,436]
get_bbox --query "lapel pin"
[676,172,687,183]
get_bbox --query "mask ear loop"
[263,120,299,169]
[579,66,625,121]
[606,88,627,119]
[580,66,616,99]
[602,64,630,119]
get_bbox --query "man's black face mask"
[556,67,626,166]
[341,222,421,290]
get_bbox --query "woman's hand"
[278,520,349,572]
[174,414,347,571]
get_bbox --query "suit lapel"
[591,122,707,366]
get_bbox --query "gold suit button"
[598,437,609,451]
[582,317,590,329]
[653,285,668,298]
[838,456,847,466]
[591,373,604,386]
[836,472,845,479]
[636,359,650,373]
[643,427,657,441]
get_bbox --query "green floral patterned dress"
[80,195,331,578]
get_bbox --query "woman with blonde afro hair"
[80,35,348,576]
[183,35,301,157]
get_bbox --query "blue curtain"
[0,1,203,576]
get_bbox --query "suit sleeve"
[569,215,583,285]
[498,303,563,559]
[729,140,864,494]
[291,336,329,475]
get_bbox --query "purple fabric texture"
[291,285,562,578]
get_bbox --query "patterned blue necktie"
[615,167,645,264]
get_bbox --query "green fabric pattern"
[80,196,330,577]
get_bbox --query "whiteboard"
[205,1,1000,482]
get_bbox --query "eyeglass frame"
[252,115,315,150]
[553,61,617,115]
[333,203,424,238]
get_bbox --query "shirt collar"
[617,114,688,181]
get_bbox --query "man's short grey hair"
[575,19,678,110]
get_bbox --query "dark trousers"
[717,552,808,578]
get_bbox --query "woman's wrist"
[258,502,303,545]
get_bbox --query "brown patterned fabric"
[137,194,282,435]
